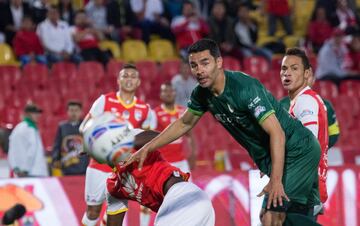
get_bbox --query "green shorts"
[263,134,321,212]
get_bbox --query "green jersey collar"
[24,117,38,130]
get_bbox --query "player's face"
[160,84,176,105]
[118,68,140,93]
[280,55,310,93]
[67,105,82,122]
[189,50,222,88]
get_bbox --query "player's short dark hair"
[161,81,173,88]
[67,100,82,109]
[285,47,311,70]
[188,38,221,59]
[122,63,138,71]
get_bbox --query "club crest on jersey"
[135,110,142,121]
[122,110,130,120]
[254,106,266,118]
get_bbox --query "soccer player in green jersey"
[280,67,340,148]
[125,39,321,226]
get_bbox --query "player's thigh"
[284,135,320,205]
[155,182,214,226]
[85,167,112,205]
[261,210,286,226]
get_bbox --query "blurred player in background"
[154,82,197,175]
[279,48,338,218]
[103,129,214,226]
[80,64,155,226]
[125,39,322,226]
[280,65,340,148]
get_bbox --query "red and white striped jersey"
[289,86,329,203]
[87,92,156,172]
[154,104,187,163]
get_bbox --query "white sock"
[139,211,151,226]
[81,213,98,226]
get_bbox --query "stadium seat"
[0,43,19,66]
[22,64,49,89]
[243,56,270,81]
[270,54,284,71]
[77,61,105,85]
[160,59,181,81]
[122,40,148,62]
[312,80,338,100]
[283,35,300,48]
[222,56,241,71]
[99,40,122,60]
[148,39,178,62]
[0,66,21,88]
[339,80,360,97]
[106,59,124,79]
[135,60,159,84]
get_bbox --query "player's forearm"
[147,118,194,152]
[269,130,286,182]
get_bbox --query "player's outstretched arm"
[257,114,289,209]
[124,109,201,169]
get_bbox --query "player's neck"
[211,71,225,96]
[289,85,308,100]
[163,103,175,111]
[118,91,135,105]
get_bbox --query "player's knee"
[86,205,102,219]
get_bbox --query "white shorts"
[155,182,215,226]
[85,167,112,205]
[170,159,190,174]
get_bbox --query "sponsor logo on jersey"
[161,116,167,122]
[254,106,266,118]
[300,109,314,118]
[248,96,261,109]
[120,172,143,203]
[122,110,130,120]
[135,110,142,121]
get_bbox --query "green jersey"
[279,96,340,148]
[188,70,314,174]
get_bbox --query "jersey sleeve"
[187,86,207,116]
[243,83,275,124]
[293,95,319,138]
[141,107,157,130]
[88,95,105,118]
[105,188,128,216]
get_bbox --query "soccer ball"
[82,113,135,165]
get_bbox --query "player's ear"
[304,67,311,80]
[216,56,223,69]
[134,130,160,150]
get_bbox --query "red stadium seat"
[339,80,360,97]
[222,56,241,71]
[312,80,338,101]
[22,64,49,89]
[77,61,105,85]
[243,56,270,81]
[0,65,21,88]
[160,59,181,81]
[51,62,77,87]
[135,60,159,84]
[106,59,124,79]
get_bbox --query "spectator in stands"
[193,0,215,19]
[307,7,334,54]
[171,0,209,58]
[37,5,80,65]
[261,0,293,36]
[13,16,47,66]
[52,101,89,176]
[71,10,110,65]
[234,3,272,62]
[171,60,198,106]
[335,0,359,34]
[0,0,31,44]
[31,0,49,24]
[8,103,49,177]
[130,0,174,43]
[163,0,184,21]
[315,28,355,83]
[58,0,74,25]
[106,0,141,42]
[344,33,360,76]
[85,0,119,42]
[208,0,242,60]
